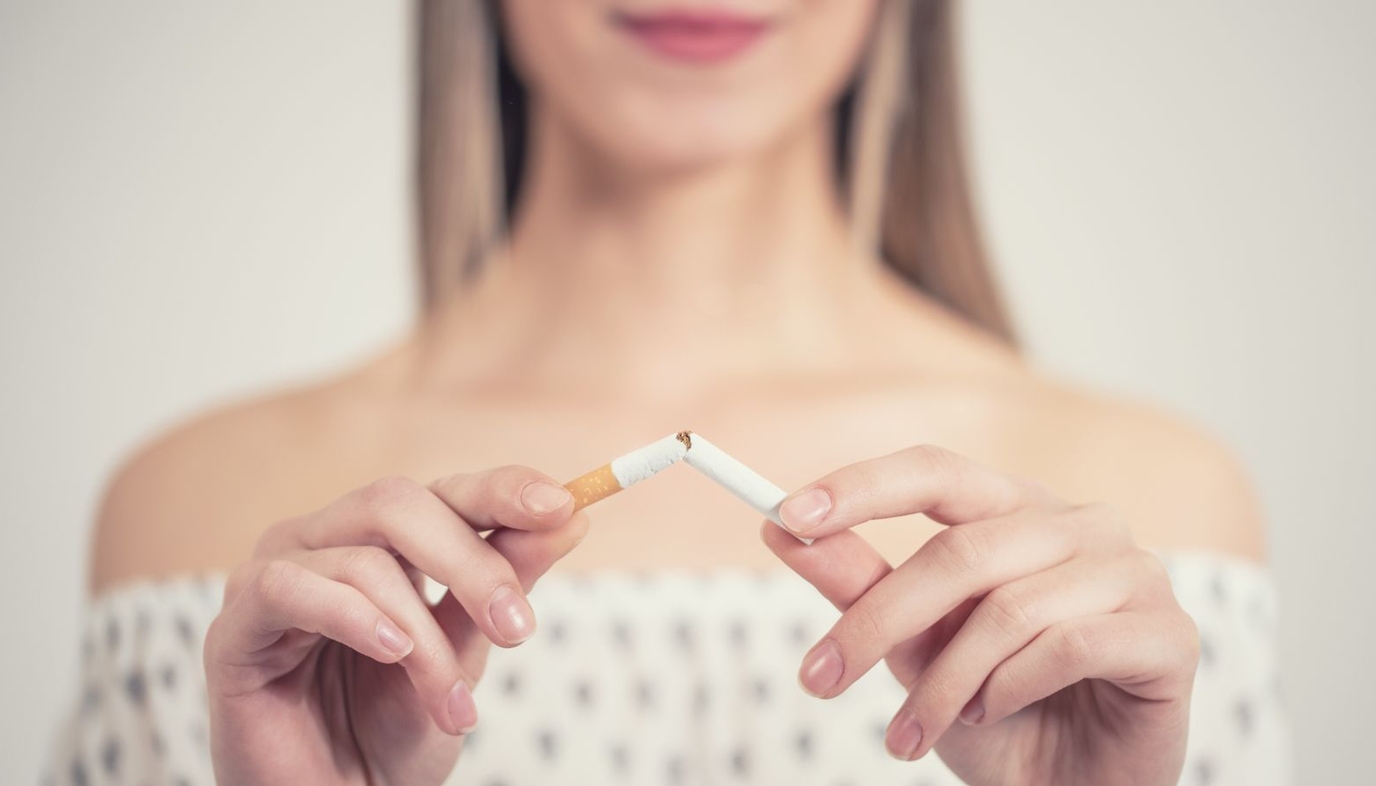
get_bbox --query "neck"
[413,109,901,402]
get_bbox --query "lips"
[614,9,772,64]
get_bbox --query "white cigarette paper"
[610,432,689,487]
[682,432,814,546]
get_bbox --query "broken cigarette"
[561,430,813,545]
[563,432,690,510]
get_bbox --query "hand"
[203,469,587,786]
[762,445,1199,786]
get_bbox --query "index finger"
[776,445,1055,538]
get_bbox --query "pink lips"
[614,9,771,64]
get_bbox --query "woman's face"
[500,0,881,173]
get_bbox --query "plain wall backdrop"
[2,2,1372,783]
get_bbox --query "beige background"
[2,2,1372,783]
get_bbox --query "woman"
[45,1,1287,784]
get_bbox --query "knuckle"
[1132,550,1173,590]
[1053,624,1097,669]
[251,559,303,603]
[933,527,987,575]
[339,547,401,586]
[1176,613,1202,669]
[982,585,1036,637]
[358,475,426,514]
[901,444,950,476]
[911,665,961,715]
[224,561,258,600]
[842,600,888,648]
[1073,501,1128,538]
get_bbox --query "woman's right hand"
[203,467,587,786]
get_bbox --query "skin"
[89,1,1266,784]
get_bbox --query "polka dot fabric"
[42,550,1290,785]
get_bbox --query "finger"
[428,465,575,532]
[284,476,548,648]
[777,444,1057,538]
[797,512,1077,699]
[760,519,893,611]
[206,559,411,686]
[296,546,478,736]
[442,512,592,680]
[883,553,1153,761]
[972,610,1199,729]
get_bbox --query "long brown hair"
[415,0,1016,344]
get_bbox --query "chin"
[566,89,809,176]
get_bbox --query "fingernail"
[798,638,844,697]
[959,695,984,725]
[779,488,832,533]
[447,679,478,734]
[521,481,572,514]
[488,585,536,644]
[375,619,413,658]
[886,709,923,760]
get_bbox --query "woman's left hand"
[762,445,1200,786]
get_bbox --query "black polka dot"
[788,620,809,646]
[752,677,770,703]
[574,679,594,708]
[1199,635,1216,669]
[536,728,558,760]
[101,737,121,776]
[549,619,567,644]
[125,671,147,705]
[1194,757,1216,785]
[871,720,888,744]
[105,619,120,651]
[636,679,655,710]
[728,619,748,648]
[730,746,750,776]
[160,664,177,690]
[612,620,632,650]
[610,743,629,772]
[795,729,813,759]
[1234,698,1255,737]
[501,672,521,697]
[674,619,694,651]
[666,753,687,784]
[70,757,88,786]
[692,682,710,715]
[1209,573,1228,606]
[175,616,196,649]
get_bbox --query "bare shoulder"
[1000,373,1268,563]
[89,378,367,595]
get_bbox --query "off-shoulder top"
[41,550,1290,785]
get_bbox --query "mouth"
[612,8,773,65]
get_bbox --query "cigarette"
[562,430,813,546]
[564,432,690,510]
[680,431,814,546]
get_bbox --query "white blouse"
[42,550,1290,785]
